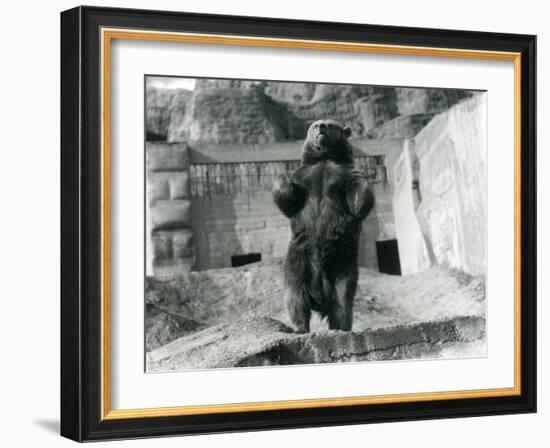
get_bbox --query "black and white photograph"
[0,0,542,444]
[144,76,487,372]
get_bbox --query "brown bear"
[272,119,374,333]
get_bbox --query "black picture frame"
[61,5,536,442]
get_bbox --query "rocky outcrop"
[285,85,399,136]
[194,79,259,90]
[146,82,474,145]
[395,88,473,116]
[167,84,306,144]
[146,87,192,141]
[366,113,435,139]
[264,81,317,103]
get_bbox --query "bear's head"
[302,119,353,165]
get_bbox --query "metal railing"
[189,156,386,197]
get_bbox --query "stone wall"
[190,190,394,272]
[191,193,290,270]
[146,143,194,277]
[353,138,404,271]
[188,160,392,271]
[184,140,397,272]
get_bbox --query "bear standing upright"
[273,119,374,333]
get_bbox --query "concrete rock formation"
[415,95,487,275]
[264,81,317,103]
[147,316,484,370]
[392,141,432,275]
[146,86,192,141]
[167,83,306,144]
[393,94,487,276]
[395,87,474,116]
[145,261,486,368]
[366,113,435,139]
[146,81,474,145]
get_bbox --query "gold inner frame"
[100,27,522,420]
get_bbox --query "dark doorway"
[231,252,262,267]
[376,240,401,275]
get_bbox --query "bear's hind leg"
[285,287,311,333]
[327,275,357,331]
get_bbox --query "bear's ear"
[343,126,352,139]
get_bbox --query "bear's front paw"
[273,174,308,218]
[350,167,366,183]
[346,180,374,219]
[272,174,290,192]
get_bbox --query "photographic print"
[144,76,487,372]
[61,8,536,440]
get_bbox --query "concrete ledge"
[146,315,485,371]
[147,142,189,171]
[151,199,191,230]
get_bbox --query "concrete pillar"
[145,142,194,278]
[392,140,432,274]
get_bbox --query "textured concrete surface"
[146,142,194,278]
[366,113,435,139]
[415,94,487,275]
[190,193,290,271]
[145,262,486,369]
[392,140,432,274]
[390,94,487,276]
[145,86,192,141]
[146,80,474,146]
[147,315,484,371]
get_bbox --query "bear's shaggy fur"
[273,119,374,333]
